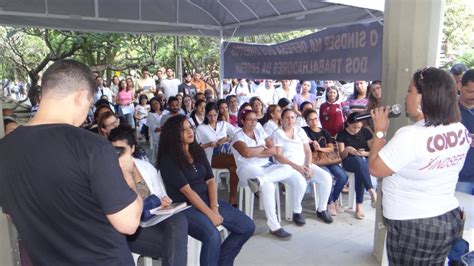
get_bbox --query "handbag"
[212,142,233,156]
[312,137,342,166]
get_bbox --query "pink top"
[117,90,133,105]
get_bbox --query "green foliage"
[443,0,474,55]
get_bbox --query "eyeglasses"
[104,119,119,128]
[244,118,258,122]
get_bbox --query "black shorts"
[384,207,463,266]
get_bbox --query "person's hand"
[160,196,172,208]
[217,137,228,145]
[304,165,313,179]
[312,141,321,151]
[371,106,390,133]
[264,146,276,156]
[294,165,306,177]
[207,141,217,148]
[345,146,358,156]
[208,211,224,226]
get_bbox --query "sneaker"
[269,228,292,240]
[316,210,334,224]
[247,178,260,194]
[327,203,337,216]
[293,213,306,226]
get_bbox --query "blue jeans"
[342,156,374,204]
[184,198,255,266]
[322,164,349,203]
[127,212,188,266]
[455,181,474,195]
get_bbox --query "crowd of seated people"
[5,61,472,265]
[72,67,395,259]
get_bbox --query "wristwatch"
[375,131,386,139]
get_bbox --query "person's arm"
[368,106,395,178]
[206,178,219,213]
[232,140,267,158]
[180,184,223,226]
[106,153,143,235]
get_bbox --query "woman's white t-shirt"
[272,126,309,166]
[231,126,271,170]
[263,120,279,137]
[379,120,471,220]
[195,121,236,163]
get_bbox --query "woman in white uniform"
[273,109,334,224]
[231,110,306,239]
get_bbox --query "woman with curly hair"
[157,115,254,266]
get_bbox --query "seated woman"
[189,99,206,128]
[336,112,377,219]
[217,99,237,126]
[97,111,120,137]
[108,126,188,266]
[273,109,334,223]
[296,101,313,127]
[195,102,238,206]
[158,115,255,266]
[262,104,282,136]
[231,110,306,239]
[302,109,348,216]
[249,97,266,125]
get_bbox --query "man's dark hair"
[277,98,291,109]
[183,72,191,78]
[168,96,179,105]
[299,101,313,111]
[108,125,137,148]
[41,60,95,98]
[450,63,467,76]
[413,67,460,126]
[461,69,474,86]
[108,126,142,158]
[157,115,205,169]
[195,92,204,100]
[142,67,150,73]
[166,67,174,72]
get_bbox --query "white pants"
[307,164,333,212]
[237,163,306,231]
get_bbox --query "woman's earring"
[417,105,422,113]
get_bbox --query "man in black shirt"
[0,60,143,265]
[178,72,197,98]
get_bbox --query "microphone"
[353,104,402,122]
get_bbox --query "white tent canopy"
[0,0,383,37]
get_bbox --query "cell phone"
[114,146,125,157]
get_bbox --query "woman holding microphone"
[369,67,470,265]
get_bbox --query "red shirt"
[319,102,344,137]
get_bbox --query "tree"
[443,0,474,55]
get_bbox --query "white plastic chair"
[131,253,153,266]
[238,182,281,222]
[212,168,230,191]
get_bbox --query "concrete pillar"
[373,0,445,263]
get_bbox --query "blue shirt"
[459,102,474,182]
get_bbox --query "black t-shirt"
[302,126,334,152]
[336,127,373,156]
[0,124,136,265]
[178,83,197,98]
[159,154,213,203]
